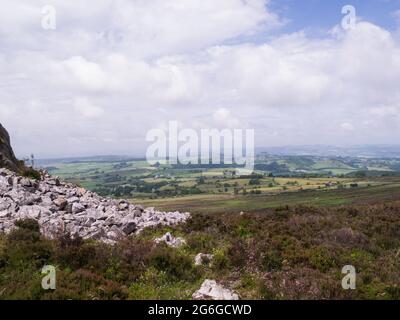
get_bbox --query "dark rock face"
[0,123,22,173]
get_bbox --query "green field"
[39,155,400,214]
[139,180,400,213]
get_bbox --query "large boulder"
[0,123,23,173]
[192,280,239,300]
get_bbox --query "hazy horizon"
[28,144,400,161]
[2,0,400,158]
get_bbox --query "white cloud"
[63,57,108,91]
[369,106,398,117]
[341,122,355,131]
[73,97,104,118]
[212,108,240,128]
[0,1,400,157]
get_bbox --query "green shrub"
[5,219,53,268]
[128,268,200,300]
[149,246,199,281]
[187,232,216,252]
[258,282,276,300]
[233,220,254,238]
[184,213,215,232]
[212,248,230,272]
[14,219,41,233]
[111,238,154,282]
[42,269,128,300]
[228,240,248,268]
[261,250,282,272]
[54,234,97,270]
[22,167,41,180]
[308,246,336,272]
[385,286,400,299]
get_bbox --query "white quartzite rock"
[0,169,190,243]
[192,280,239,300]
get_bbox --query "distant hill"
[35,155,141,166]
[256,145,400,158]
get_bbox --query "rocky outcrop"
[0,168,190,244]
[0,123,23,173]
[192,280,239,300]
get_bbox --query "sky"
[1,0,400,158]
